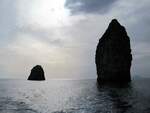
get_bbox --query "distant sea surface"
[0,78,150,113]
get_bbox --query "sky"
[0,0,150,79]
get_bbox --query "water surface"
[0,78,150,113]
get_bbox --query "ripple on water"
[0,97,38,113]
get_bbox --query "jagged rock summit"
[95,19,132,84]
[28,65,45,81]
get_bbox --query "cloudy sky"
[0,0,150,79]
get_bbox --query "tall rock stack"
[95,19,132,84]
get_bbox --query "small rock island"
[95,19,132,84]
[28,65,45,80]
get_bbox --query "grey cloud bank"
[65,0,118,15]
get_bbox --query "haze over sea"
[0,77,150,113]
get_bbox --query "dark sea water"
[0,78,150,113]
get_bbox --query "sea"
[0,77,150,113]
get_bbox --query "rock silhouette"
[95,19,132,84]
[28,65,45,80]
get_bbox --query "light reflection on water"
[0,78,150,113]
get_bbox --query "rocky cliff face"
[95,19,132,83]
[28,65,45,80]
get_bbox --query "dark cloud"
[65,0,117,15]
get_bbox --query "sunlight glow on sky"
[0,0,150,79]
[17,0,70,28]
